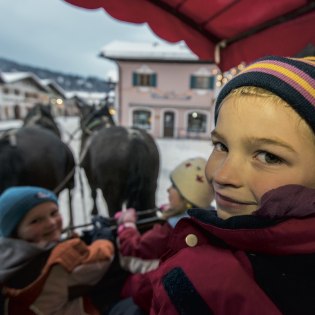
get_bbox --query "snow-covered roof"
[100,40,199,61]
[0,72,49,92]
[65,91,108,100]
[41,79,66,97]
[1,72,33,83]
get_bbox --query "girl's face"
[167,184,187,212]
[206,95,315,219]
[16,202,63,246]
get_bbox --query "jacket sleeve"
[118,222,173,259]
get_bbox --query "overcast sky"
[0,0,165,79]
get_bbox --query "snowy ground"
[0,117,213,227]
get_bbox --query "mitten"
[91,226,114,242]
[156,204,179,220]
[115,208,137,234]
[81,215,115,244]
[114,208,137,225]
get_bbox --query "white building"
[0,72,50,120]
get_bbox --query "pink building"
[100,41,218,139]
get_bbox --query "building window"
[133,110,151,130]
[190,75,215,90]
[132,73,157,87]
[187,112,207,133]
[25,92,38,99]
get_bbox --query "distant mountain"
[0,57,115,93]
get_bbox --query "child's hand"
[115,208,137,224]
[157,204,178,219]
[159,204,171,212]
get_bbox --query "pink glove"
[114,208,137,225]
[159,204,171,212]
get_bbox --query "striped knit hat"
[215,56,315,132]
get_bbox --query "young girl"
[0,186,114,315]
[107,158,213,314]
[131,56,315,315]
[109,157,213,315]
[115,157,214,274]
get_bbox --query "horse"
[78,103,160,218]
[23,103,61,138]
[0,104,76,226]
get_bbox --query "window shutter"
[132,73,138,86]
[190,75,196,89]
[151,73,157,87]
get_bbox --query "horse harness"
[0,129,18,146]
[126,127,144,140]
[83,116,112,136]
[79,126,144,169]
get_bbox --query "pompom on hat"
[215,56,315,132]
[170,157,213,208]
[0,186,58,237]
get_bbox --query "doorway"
[163,111,174,138]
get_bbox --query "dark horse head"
[78,101,116,155]
[78,103,160,218]
[23,103,61,138]
[0,107,76,226]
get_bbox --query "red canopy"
[64,0,315,71]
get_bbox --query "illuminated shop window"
[133,110,152,129]
[187,112,207,132]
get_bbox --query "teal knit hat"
[0,186,58,237]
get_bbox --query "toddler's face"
[206,95,315,219]
[17,202,63,246]
[167,184,187,212]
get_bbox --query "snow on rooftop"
[41,79,66,96]
[65,91,108,99]
[100,40,199,61]
[0,72,50,92]
[41,79,55,86]
[0,72,33,83]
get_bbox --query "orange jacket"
[2,238,114,315]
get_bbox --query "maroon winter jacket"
[118,220,176,298]
[118,222,173,260]
[131,185,315,315]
